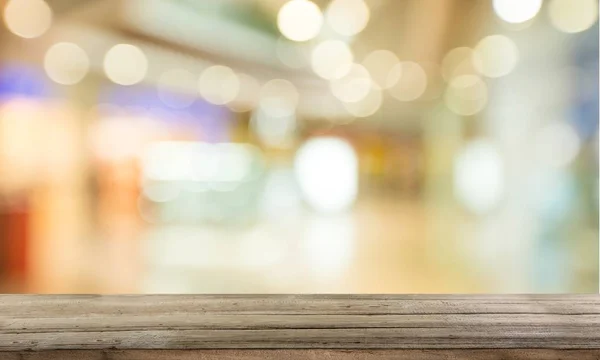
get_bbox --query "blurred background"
[0,0,597,294]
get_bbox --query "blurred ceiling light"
[342,85,382,117]
[326,0,370,37]
[276,37,310,69]
[389,61,427,102]
[454,139,504,214]
[198,65,240,105]
[157,69,196,109]
[229,73,261,113]
[311,40,354,80]
[295,137,358,213]
[251,107,297,148]
[142,141,255,183]
[473,35,519,78]
[103,44,148,86]
[361,49,401,89]
[444,74,488,116]
[533,122,581,168]
[3,0,52,39]
[259,78,299,117]
[277,0,323,42]
[441,47,479,82]
[43,42,89,85]
[492,0,542,24]
[330,63,372,103]
[548,0,598,33]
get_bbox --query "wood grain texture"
[1,350,600,360]
[0,295,599,352]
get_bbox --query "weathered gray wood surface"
[0,350,600,360]
[0,295,598,354]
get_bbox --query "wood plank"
[2,349,600,360]
[0,295,599,351]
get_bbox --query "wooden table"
[0,295,598,359]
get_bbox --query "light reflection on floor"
[129,196,487,294]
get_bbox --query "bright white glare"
[389,61,427,102]
[142,142,256,183]
[3,0,52,39]
[251,107,296,148]
[330,63,372,103]
[277,0,323,42]
[441,47,479,81]
[311,40,354,80]
[361,49,401,89]
[295,137,358,213]
[473,35,519,78]
[229,73,261,113]
[342,86,382,117]
[44,42,90,85]
[454,139,504,214]
[103,44,148,86]
[533,122,581,168]
[444,74,488,116]
[492,0,542,24]
[198,65,240,105]
[326,0,370,37]
[157,69,196,109]
[548,0,598,33]
[304,215,355,278]
[259,79,299,118]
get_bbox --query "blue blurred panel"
[99,85,233,142]
[0,63,53,100]
[572,24,599,141]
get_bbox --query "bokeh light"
[3,0,52,39]
[361,49,401,89]
[259,78,299,117]
[492,0,542,24]
[330,63,372,103]
[198,65,240,105]
[473,35,519,78]
[389,61,427,102]
[342,85,382,117]
[295,137,358,213]
[326,0,370,37]
[548,0,598,34]
[251,107,297,148]
[454,139,504,214]
[44,43,89,85]
[444,74,488,116]
[277,0,323,42]
[311,40,354,80]
[441,47,479,81]
[103,44,148,86]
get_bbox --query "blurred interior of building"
[0,0,597,293]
